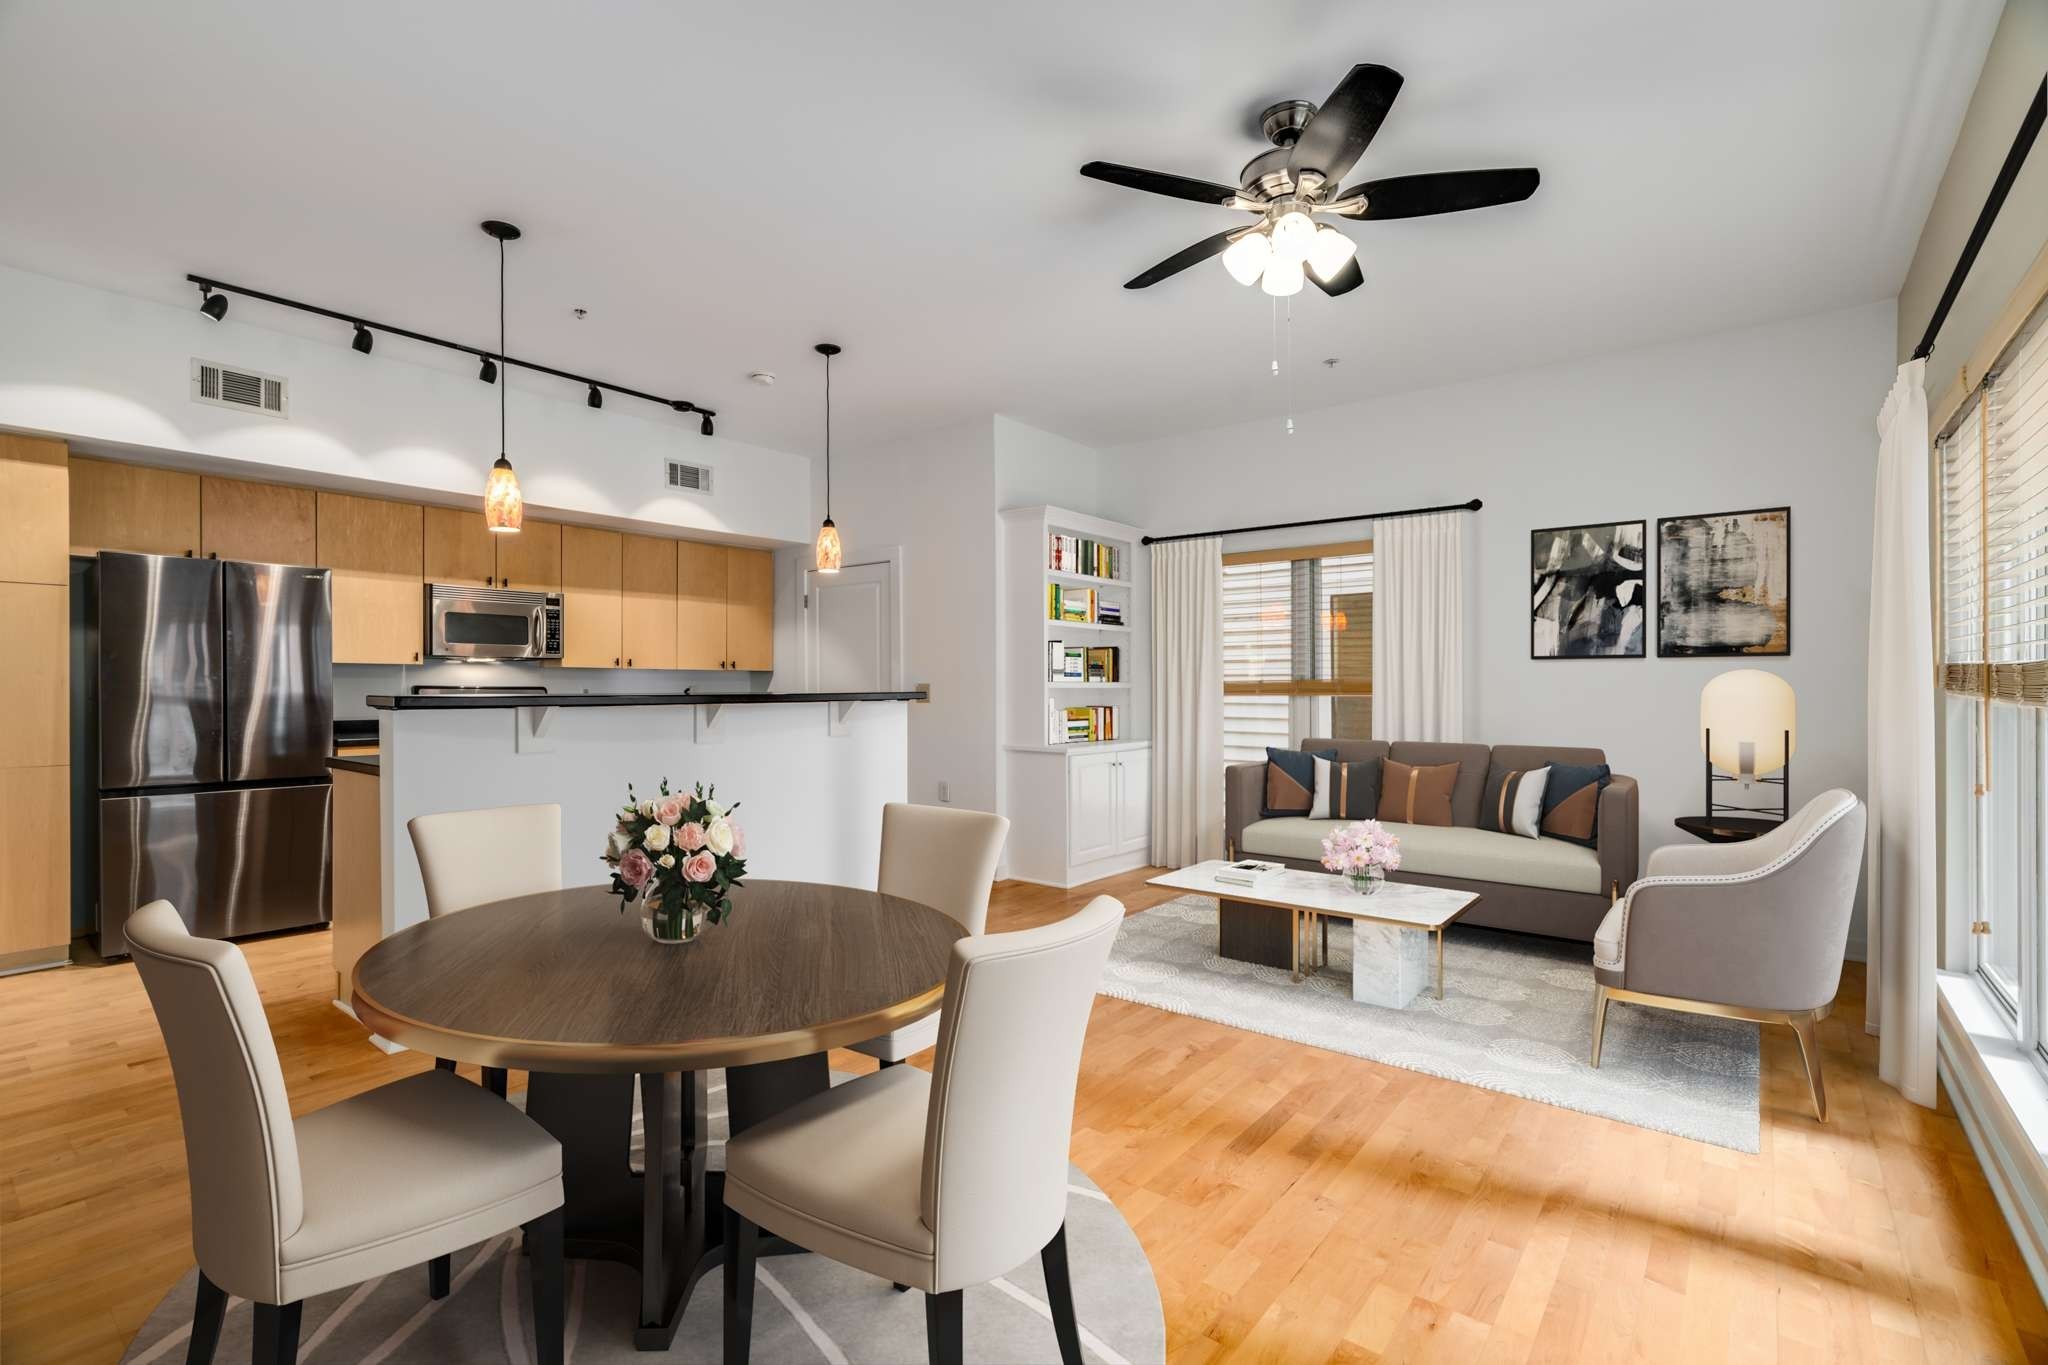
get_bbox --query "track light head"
[587,384,602,410]
[478,355,497,383]
[351,323,373,355]
[199,289,227,322]
[670,400,694,414]
[700,414,714,437]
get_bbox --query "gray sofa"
[1225,738,1639,944]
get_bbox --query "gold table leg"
[1434,927,1445,1000]
[1290,908,1301,982]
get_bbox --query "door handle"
[627,658,634,668]
[614,657,621,667]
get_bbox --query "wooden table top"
[351,881,964,1073]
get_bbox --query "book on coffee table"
[1212,859,1285,888]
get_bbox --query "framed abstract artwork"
[1656,506,1790,656]
[1530,520,1647,658]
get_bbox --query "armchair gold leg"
[1590,984,1611,1067]
[1789,1013,1827,1123]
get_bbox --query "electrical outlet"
[937,781,951,804]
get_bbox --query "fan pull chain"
[1270,294,1280,378]
[1285,296,1295,436]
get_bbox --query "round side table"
[1673,814,1782,843]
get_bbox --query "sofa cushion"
[1263,746,1335,818]
[1540,763,1611,847]
[1379,759,1458,827]
[1480,765,1549,838]
[1387,742,1490,826]
[1237,818,1603,896]
[1334,759,1382,820]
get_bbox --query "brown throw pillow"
[1379,760,1458,827]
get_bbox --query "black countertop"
[365,690,925,711]
[326,754,380,776]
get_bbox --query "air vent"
[665,459,712,493]
[191,359,288,418]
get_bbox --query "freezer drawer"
[98,783,332,958]
[224,561,333,781]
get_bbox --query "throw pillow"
[1481,765,1550,839]
[1310,753,1334,819]
[1379,759,1459,827]
[1263,747,1337,818]
[1540,763,1611,846]
[1334,758,1383,820]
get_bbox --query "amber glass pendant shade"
[484,455,523,533]
[814,517,842,573]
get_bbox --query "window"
[1221,541,1371,761]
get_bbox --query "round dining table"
[351,880,964,1351]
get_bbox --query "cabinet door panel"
[726,547,775,671]
[621,533,678,670]
[201,477,316,565]
[1115,748,1151,856]
[0,584,68,767]
[316,493,424,664]
[422,506,497,587]
[495,521,562,594]
[0,435,68,585]
[1067,753,1118,865]
[0,765,69,957]
[561,525,624,669]
[676,541,729,671]
[70,458,200,557]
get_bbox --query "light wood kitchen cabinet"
[329,767,380,1000]
[0,583,67,767]
[561,525,624,668]
[621,533,678,670]
[0,435,68,586]
[422,506,497,587]
[0,765,68,964]
[70,457,200,558]
[200,477,316,565]
[316,492,424,664]
[494,519,562,593]
[727,547,775,671]
[676,540,730,671]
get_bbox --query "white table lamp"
[1699,668,1796,820]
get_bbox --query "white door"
[1067,752,1118,866]
[804,559,898,691]
[1114,747,1151,857]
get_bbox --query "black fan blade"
[1124,228,1243,289]
[1309,255,1364,297]
[1288,64,1403,187]
[1338,168,1540,220]
[1080,161,1242,208]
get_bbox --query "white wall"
[994,415,1106,511]
[1103,299,1895,955]
[0,263,812,544]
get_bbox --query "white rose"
[704,799,727,819]
[657,853,676,868]
[643,823,672,853]
[606,829,632,859]
[639,800,658,819]
[704,819,735,856]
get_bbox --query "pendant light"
[814,342,843,574]
[481,220,524,533]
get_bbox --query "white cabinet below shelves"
[1005,740,1151,888]
[1067,752,1120,865]
[1114,747,1150,857]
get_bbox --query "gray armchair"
[1591,789,1865,1121]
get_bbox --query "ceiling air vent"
[191,359,288,418]
[665,459,712,493]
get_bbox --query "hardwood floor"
[2,869,2042,1363]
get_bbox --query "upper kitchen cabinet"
[316,492,424,664]
[422,506,497,587]
[676,540,729,671]
[561,525,624,669]
[494,519,562,594]
[0,435,68,586]
[727,547,775,671]
[200,477,316,566]
[69,458,200,558]
[621,533,678,670]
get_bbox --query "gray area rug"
[120,1072,1163,1364]
[1101,896,1760,1152]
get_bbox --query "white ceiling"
[0,1,2000,454]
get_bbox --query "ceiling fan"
[1080,64,1539,298]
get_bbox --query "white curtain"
[1866,358,1938,1107]
[1150,537,1224,866]
[1372,510,1465,742]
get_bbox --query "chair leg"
[1789,1013,1828,1122]
[435,1056,456,1072]
[186,1271,227,1365]
[484,1067,509,1098]
[528,1206,564,1365]
[1040,1222,1083,1365]
[724,1208,758,1365]
[427,1253,450,1300]
[924,1288,963,1365]
[1589,985,1612,1067]
[251,1300,302,1365]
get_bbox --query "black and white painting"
[1531,521,1647,658]
[1657,507,1790,656]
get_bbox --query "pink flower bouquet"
[601,779,748,942]
[1320,819,1401,895]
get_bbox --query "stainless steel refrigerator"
[92,551,334,957]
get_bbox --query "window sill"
[1937,970,2048,1300]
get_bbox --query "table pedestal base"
[1217,897,1294,969]
[1349,921,1432,1008]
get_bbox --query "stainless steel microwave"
[427,584,563,661]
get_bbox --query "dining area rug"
[1099,895,1761,1153]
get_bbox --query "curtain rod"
[1140,498,1482,546]
[1911,74,2046,364]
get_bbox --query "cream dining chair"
[127,901,566,1365]
[722,894,1124,1365]
[849,802,1010,1069]
[407,803,562,1094]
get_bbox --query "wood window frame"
[1222,537,1373,699]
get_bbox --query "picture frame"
[1530,520,1648,659]
[1656,506,1791,656]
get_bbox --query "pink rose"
[730,824,745,857]
[617,848,654,889]
[656,796,687,827]
[683,850,717,883]
[676,821,707,852]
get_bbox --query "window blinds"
[1221,551,1374,687]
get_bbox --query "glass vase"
[1346,868,1384,896]
[640,894,702,945]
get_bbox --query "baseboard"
[1006,850,1151,891]
[0,944,71,977]
[1937,974,2048,1305]
[1842,932,1867,963]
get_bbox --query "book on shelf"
[1085,645,1119,682]
[1213,859,1285,888]
[1046,641,1090,681]
[1045,582,1124,626]
[1048,532,1121,582]
[1046,700,1118,744]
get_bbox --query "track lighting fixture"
[478,354,497,383]
[701,414,714,437]
[351,323,374,354]
[199,287,228,322]
[587,384,602,409]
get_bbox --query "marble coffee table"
[1147,861,1479,1007]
